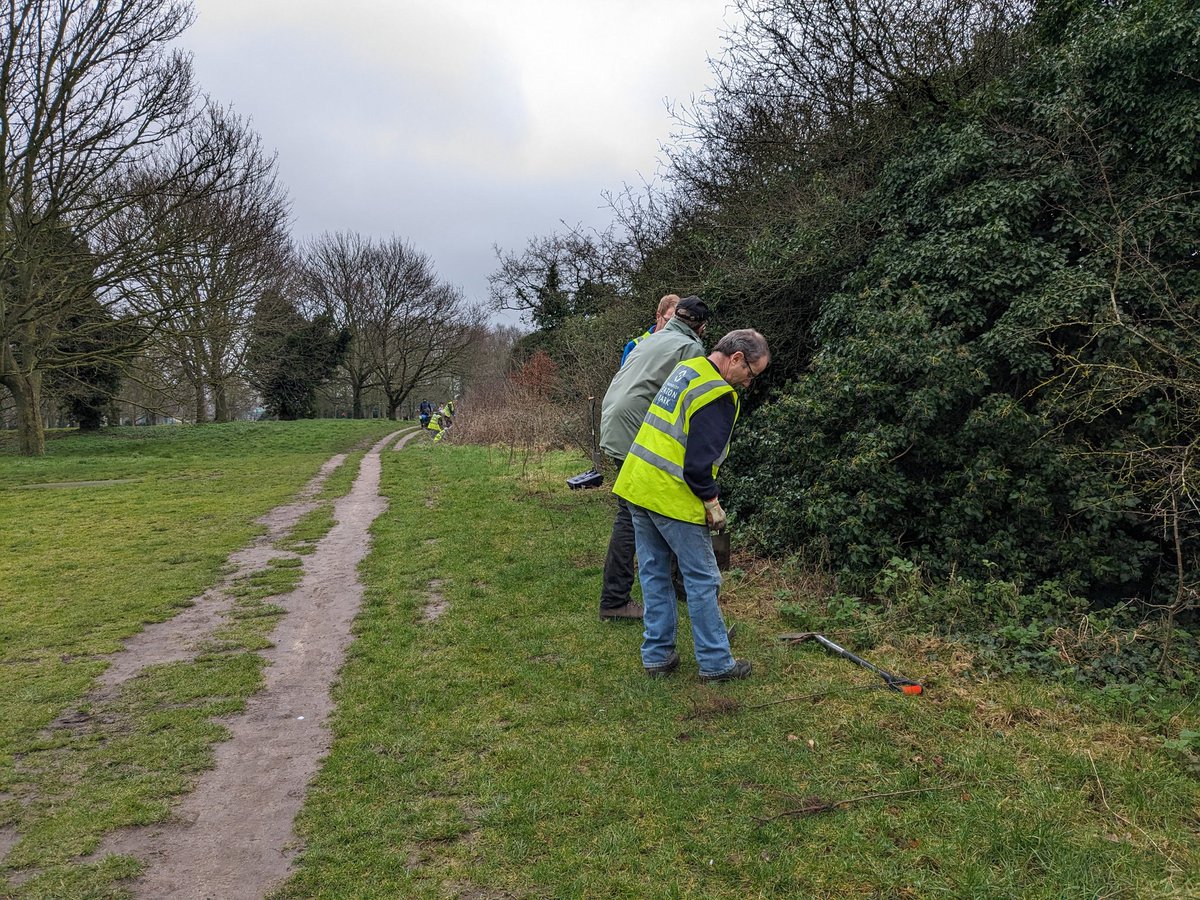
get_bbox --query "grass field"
[2,426,1198,898]
[283,443,1199,898]
[0,421,398,896]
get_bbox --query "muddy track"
[93,451,351,697]
[76,427,426,898]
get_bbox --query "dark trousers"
[600,494,637,611]
[599,485,686,610]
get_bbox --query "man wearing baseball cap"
[597,295,710,620]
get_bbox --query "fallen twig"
[754,783,967,824]
[1087,750,1177,866]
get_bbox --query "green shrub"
[727,0,1199,636]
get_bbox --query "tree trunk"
[212,380,230,423]
[194,382,208,423]
[352,384,364,419]
[2,371,46,456]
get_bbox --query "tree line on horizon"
[0,0,490,453]
[488,0,1199,680]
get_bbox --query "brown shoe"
[644,650,679,677]
[599,601,644,621]
[700,659,752,682]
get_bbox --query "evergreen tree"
[44,300,133,431]
[246,294,350,420]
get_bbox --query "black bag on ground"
[567,469,603,490]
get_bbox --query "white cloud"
[179,0,733,305]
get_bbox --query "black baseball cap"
[674,295,710,324]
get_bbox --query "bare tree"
[365,238,484,419]
[691,0,1029,141]
[300,232,377,418]
[121,105,291,422]
[301,233,481,419]
[120,340,199,423]
[0,0,241,453]
[665,0,1030,212]
[488,229,633,330]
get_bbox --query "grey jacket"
[599,316,705,461]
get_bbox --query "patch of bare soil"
[0,825,17,864]
[91,452,350,696]
[421,579,449,622]
[79,427,425,898]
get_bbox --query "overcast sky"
[177,0,734,323]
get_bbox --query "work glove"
[703,497,726,531]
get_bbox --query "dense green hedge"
[509,0,1197,666]
[723,0,1198,621]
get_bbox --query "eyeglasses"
[740,355,763,385]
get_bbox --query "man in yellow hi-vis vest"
[429,406,446,441]
[613,329,770,682]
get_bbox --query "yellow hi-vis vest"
[613,356,739,524]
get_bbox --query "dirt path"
[95,451,351,695]
[90,427,426,898]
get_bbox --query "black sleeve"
[682,394,736,501]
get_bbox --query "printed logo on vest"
[653,367,692,414]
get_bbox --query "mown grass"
[3,428,1197,897]
[281,444,1200,899]
[0,420,401,895]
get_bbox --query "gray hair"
[713,328,770,364]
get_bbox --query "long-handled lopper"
[778,632,924,695]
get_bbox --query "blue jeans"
[630,503,735,677]
[600,485,688,610]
